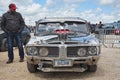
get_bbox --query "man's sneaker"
[19,59,24,62]
[6,60,13,64]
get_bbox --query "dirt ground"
[0,47,120,80]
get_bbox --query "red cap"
[9,3,17,11]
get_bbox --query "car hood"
[27,34,99,45]
[27,35,58,45]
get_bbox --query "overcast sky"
[0,0,120,25]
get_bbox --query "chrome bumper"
[26,55,100,72]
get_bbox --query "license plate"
[54,59,72,67]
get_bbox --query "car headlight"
[88,47,97,55]
[39,48,48,56]
[77,48,86,56]
[26,47,38,55]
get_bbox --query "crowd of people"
[88,21,104,34]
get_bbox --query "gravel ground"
[0,47,120,80]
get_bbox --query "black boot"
[6,60,13,64]
[19,59,24,62]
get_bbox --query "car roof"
[37,17,87,24]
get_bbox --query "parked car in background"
[94,24,114,35]
[114,26,120,35]
[25,17,101,73]
[102,25,114,34]
[0,25,31,52]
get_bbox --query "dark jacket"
[1,11,25,33]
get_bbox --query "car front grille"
[38,46,87,57]
[47,47,59,57]
[67,47,79,57]
[67,47,88,57]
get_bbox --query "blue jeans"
[7,32,24,60]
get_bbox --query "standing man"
[1,3,25,64]
[98,21,103,29]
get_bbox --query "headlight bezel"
[39,47,49,57]
[88,46,97,56]
[26,46,38,55]
[77,48,87,57]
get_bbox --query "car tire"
[87,65,97,72]
[1,39,8,52]
[27,62,38,73]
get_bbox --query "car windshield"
[36,22,89,36]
